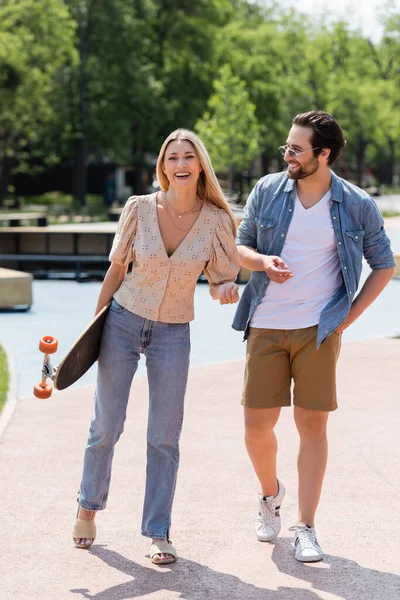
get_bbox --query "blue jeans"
[78,299,191,539]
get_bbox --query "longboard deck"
[54,302,111,390]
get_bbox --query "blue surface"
[1,242,399,398]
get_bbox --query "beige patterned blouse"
[110,193,240,323]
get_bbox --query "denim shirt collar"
[283,169,343,202]
[233,169,395,347]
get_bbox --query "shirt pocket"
[344,229,364,266]
[345,230,364,243]
[255,217,277,252]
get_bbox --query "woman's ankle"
[78,506,95,520]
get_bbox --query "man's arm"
[237,179,293,284]
[335,267,394,333]
[238,246,293,284]
[336,196,396,333]
[362,197,397,270]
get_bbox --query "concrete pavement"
[0,338,399,599]
[0,214,399,399]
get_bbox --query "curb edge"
[0,341,18,441]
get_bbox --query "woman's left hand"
[218,282,240,305]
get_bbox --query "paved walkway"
[1,339,399,599]
[385,215,400,232]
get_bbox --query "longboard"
[34,302,111,398]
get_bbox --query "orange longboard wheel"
[33,382,53,399]
[39,336,58,354]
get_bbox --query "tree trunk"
[132,161,145,196]
[72,6,88,207]
[356,136,367,188]
[228,166,235,195]
[336,149,346,179]
[261,152,270,176]
[131,140,146,195]
[0,155,15,208]
[387,139,395,186]
[238,174,244,204]
[72,137,87,208]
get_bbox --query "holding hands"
[214,282,240,305]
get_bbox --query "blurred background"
[1,0,400,398]
[1,0,400,215]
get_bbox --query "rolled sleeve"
[109,197,138,265]
[204,210,240,284]
[362,198,396,269]
[236,182,259,249]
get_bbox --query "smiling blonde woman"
[73,129,240,564]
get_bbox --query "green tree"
[63,0,156,203]
[63,0,232,200]
[151,0,232,134]
[215,10,324,173]
[323,20,399,185]
[0,0,77,205]
[195,64,261,195]
[364,14,400,184]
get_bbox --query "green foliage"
[195,64,261,174]
[381,211,400,217]
[2,0,400,201]
[20,193,107,222]
[61,0,233,162]
[0,0,78,165]
[214,9,400,185]
[0,345,9,412]
[151,0,232,137]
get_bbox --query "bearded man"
[233,111,395,561]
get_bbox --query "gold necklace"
[163,202,198,232]
[164,192,202,219]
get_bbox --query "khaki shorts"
[241,325,342,411]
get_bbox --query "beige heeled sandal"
[73,507,96,549]
[150,539,177,565]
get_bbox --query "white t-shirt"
[250,190,342,330]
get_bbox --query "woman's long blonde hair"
[156,128,237,236]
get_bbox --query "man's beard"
[286,158,319,180]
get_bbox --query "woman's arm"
[95,262,128,315]
[209,282,239,304]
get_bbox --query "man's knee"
[244,407,281,438]
[295,408,328,440]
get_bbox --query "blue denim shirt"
[232,171,396,347]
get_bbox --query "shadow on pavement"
[272,537,400,600]
[70,544,322,600]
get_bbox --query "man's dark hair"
[292,111,346,165]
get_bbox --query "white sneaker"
[256,479,285,542]
[294,524,324,562]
